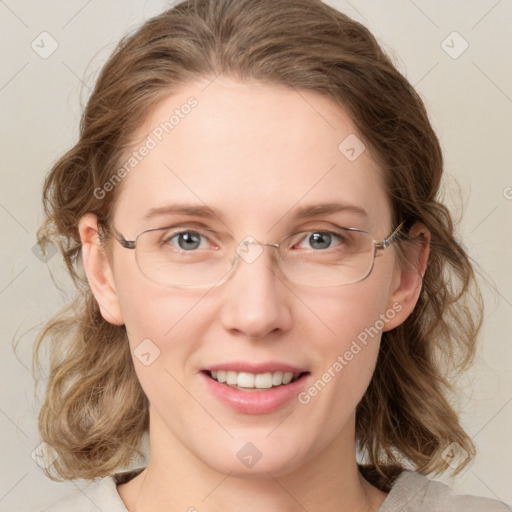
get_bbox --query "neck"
[118,412,387,512]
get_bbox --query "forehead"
[113,78,391,235]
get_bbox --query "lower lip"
[200,372,310,415]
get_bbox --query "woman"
[34,0,509,510]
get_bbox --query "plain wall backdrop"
[0,1,511,510]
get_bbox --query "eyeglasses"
[105,221,405,289]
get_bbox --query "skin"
[79,78,429,512]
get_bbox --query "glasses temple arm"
[99,224,136,249]
[375,220,407,250]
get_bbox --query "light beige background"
[0,1,511,510]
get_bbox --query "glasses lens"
[135,228,231,288]
[280,229,375,286]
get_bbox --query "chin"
[198,437,308,479]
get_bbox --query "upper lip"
[203,362,309,374]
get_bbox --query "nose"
[218,243,293,339]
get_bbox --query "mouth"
[202,369,310,391]
[200,364,312,414]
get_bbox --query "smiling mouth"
[203,370,309,390]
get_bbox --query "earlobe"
[384,223,430,331]
[78,213,124,325]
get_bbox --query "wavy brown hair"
[33,0,483,489]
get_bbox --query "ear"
[383,223,430,331]
[78,213,124,325]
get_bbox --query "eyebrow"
[144,204,218,220]
[293,202,367,219]
[142,201,367,221]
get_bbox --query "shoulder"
[39,476,125,512]
[38,469,142,512]
[379,470,511,512]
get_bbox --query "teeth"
[209,370,299,388]
[239,372,256,388]
[272,371,283,386]
[282,372,294,384]
[226,371,237,385]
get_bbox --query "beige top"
[40,468,510,511]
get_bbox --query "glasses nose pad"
[235,236,265,264]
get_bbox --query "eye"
[164,230,211,251]
[295,231,344,250]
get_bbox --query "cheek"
[112,256,216,383]
[316,275,393,348]
[115,286,219,425]
[112,249,205,342]
[308,274,395,394]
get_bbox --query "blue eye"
[297,231,343,250]
[308,232,333,250]
[167,231,207,251]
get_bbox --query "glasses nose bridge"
[229,237,283,277]
[246,240,280,250]
[235,237,280,252]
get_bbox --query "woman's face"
[86,78,413,478]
